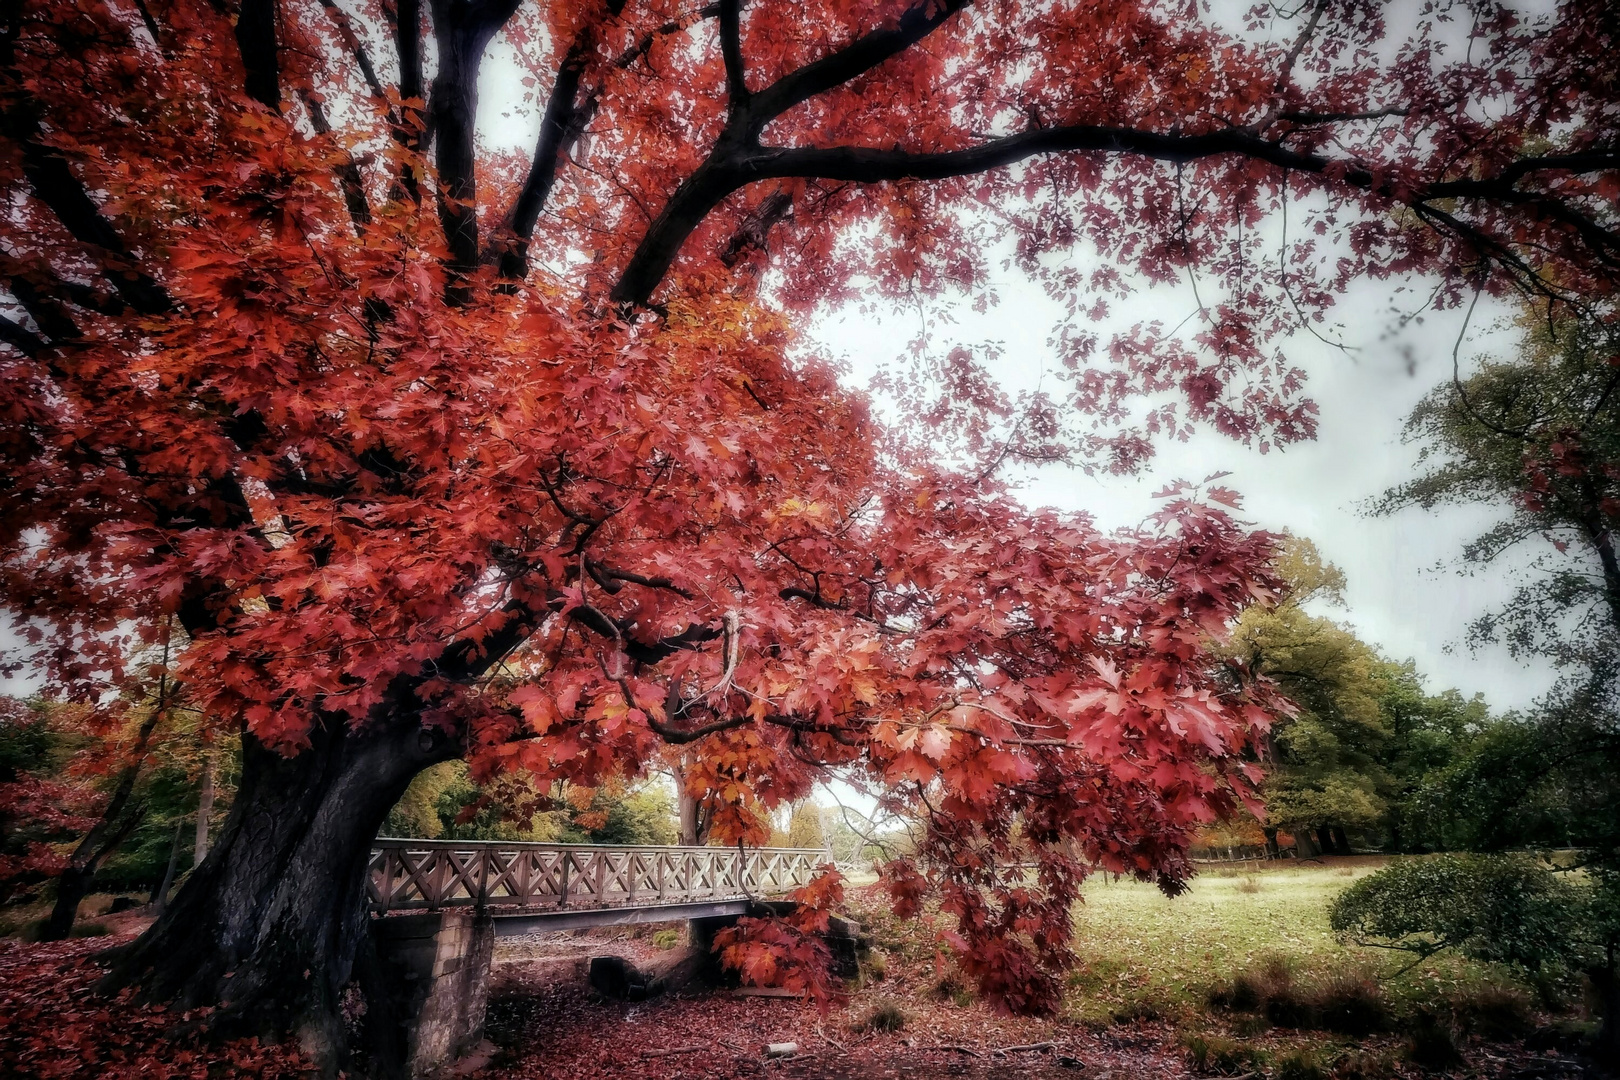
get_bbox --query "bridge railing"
[367,839,828,913]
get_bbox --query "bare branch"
[316,0,394,114]
[613,119,1620,306]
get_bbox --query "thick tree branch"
[746,0,970,133]
[301,92,372,231]
[718,0,748,109]
[235,0,281,109]
[0,311,42,355]
[388,0,425,201]
[585,557,694,598]
[5,270,81,341]
[492,3,722,279]
[427,0,522,290]
[720,187,791,265]
[3,123,172,314]
[613,120,1620,306]
[494,32,593,279]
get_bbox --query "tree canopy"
[0,0,1617,1057]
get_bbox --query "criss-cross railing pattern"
[367,840,826,913]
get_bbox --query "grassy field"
[1062,857,1511,1025]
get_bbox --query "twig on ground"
[992,1041,1056,1054]
[815,1024,848,1053]
[922,1044,984,1057]
[641,1045,706,1059]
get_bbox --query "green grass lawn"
[1063,857,1514,1025]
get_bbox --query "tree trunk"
[151,819,185,914]
[41,864,93,941]
[676,755,709,847]
[1594,954,1618,1065]
[194,749,216,865]
[1315,826,1335,855]
[1262,827,1279,859]
[40,800,146,940]
[679,784,701,846]
[1331,825,1351,854]
[103,717,457,1071]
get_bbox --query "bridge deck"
[367,839,824,917]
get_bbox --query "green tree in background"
[1379,313,1620,853]
[1379,312,1620,670]
[1332,854,1620,1060]
[0,692,238,919]
[1230,537,1387,854]
[1366,311,1620,1059]
[1229,537,1490,855]
[384,765,677,846]
[786,802,828,851]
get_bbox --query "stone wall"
[370,910,494,1078]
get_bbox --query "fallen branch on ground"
[640,1045,708,1059]
[993,1041,1057,1054]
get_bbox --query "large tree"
[1223,537,1489,856]
[1,0,1616,1065]
[1381,308,1620,1057]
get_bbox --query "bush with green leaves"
[1331,854,1620,1059]
[1330,854,1576,971]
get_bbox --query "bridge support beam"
[370,911,495,1078]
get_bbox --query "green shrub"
[650,929,680,949]
[1330,854,1575,972]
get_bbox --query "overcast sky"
[812,272,1557,713]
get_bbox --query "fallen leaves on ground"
[0,936,312,1079]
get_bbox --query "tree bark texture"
[104,719,458,1069]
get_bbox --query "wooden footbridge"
[367,839,825,936]
[367,839,831,1076]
